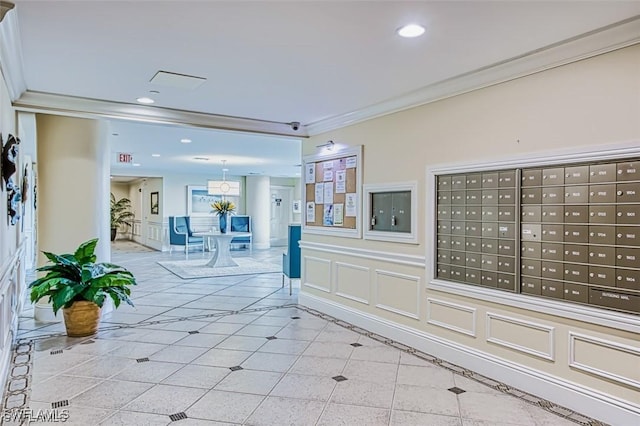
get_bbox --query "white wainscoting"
[303,256,332,293]
[569,332,640,390]
[374,269,421,320]
[335,262,370,305]
[299,292,640,426]
[486,312,555,361]
[0,242,26,398]
[427,298,477,337]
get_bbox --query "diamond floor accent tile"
[51,400,69,408]
[169,412,188,421]
[3,245,603,426]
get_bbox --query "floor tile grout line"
[297,305,606,426]
[6,300,604,426]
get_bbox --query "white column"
[35,114,110,321]
[246,175,271,250]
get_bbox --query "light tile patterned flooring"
[2,242,599,425]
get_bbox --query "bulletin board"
[302,145,362,238]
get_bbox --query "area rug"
[157,258,281,279]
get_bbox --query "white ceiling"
[8,1,640,178]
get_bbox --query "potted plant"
[110,193,135,241]
[29,238,136,337]
[211,200,236,233]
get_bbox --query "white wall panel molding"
[300,241,425,268]
[0,240,26,400]
[13,91,307,138]
[569,332,640,390]
[426,298,477,337]
[299,292,640,425]
[426,140,640,334]
[374,270,421,320]
[307,18,640,135]
[302,256,332,293]
[486,313,555,361]
[335,262,370,305]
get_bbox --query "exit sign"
[117,152,133,164]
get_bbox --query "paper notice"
[335,170,346,193]
[334,204,344,226]
[315,183,324,204]
[323,170,333,181]
[323,182,334,204]
[346,156,357,168]
[306,202,315,222]
[305,163,316,183]
[345,193,357,216]
[323,204,334,226]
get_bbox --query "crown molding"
[306,16,640,136]
[13,91,308,138]
[0,5,27,100]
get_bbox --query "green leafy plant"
[29,238,136,314]
[211,200,236,216]
[110,193,135,230]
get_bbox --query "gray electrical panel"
[371,191,412,233]
[435,159,640,315]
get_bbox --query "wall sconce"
[316,140,335,150]
[208,160,241,197]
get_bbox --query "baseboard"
[299,292,640,425]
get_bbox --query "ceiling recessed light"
[132,163,141,167]
[151,153,161,157]
[180,138,192,144]
[397,23,425,38]
[136,97,155,104]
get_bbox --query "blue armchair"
[169,216,204,253]
[282,224,301,295]
[230,215,252,252]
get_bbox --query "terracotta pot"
[62,301,101,337]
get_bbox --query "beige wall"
[300,44,640,422]
[36,114,110,263]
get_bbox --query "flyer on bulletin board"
[314,183,324,204]
[334,204,344,226]
[335,170,346,193]
[323,204,334,226]
[323,182,334,204]
[306,202,316,222]
[305,163,316,183]
[345,193,357,216]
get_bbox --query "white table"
[192,231,251,267]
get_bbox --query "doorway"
[270,186,293,246]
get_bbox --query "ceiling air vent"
[150,71,206,90]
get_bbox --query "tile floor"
[2,242,598,425]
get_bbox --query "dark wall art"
[1,134,21,225]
